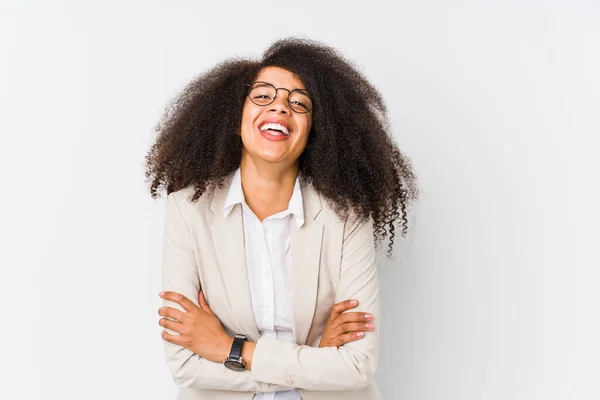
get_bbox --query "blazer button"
[285,377,294,385]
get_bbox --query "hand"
[158,290,233,363]
[318,299,374,348]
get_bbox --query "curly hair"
[145,38,418,255]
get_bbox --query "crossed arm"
[159,192,380,392]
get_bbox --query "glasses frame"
[246,81,313,114]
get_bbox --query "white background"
[1,1,598,399]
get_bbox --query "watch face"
[224,360,246,371]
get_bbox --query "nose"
[268,89,292,114]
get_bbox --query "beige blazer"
[161,173,381,400]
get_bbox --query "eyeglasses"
[247,81,313,114]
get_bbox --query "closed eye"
[291,101,309,109]
[254,94,273,100]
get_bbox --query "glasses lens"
[249,83,276,106]
[289,90,312,113]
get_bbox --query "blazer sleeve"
[250,214,380,390]
[161,192,292,392]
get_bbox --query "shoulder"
[166,186,210,221]
[167,172,235,218]
[167,185,198,203]
[304,183,374,243]
[302,182,369,224]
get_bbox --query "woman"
[145,38,417,400]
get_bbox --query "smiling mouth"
[259,122,290,136]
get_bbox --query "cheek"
[300,118,312,142]
[240,104,258,133]
[294,122,311,152]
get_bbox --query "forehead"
[254,66,305,90]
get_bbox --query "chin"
[256,152,289,164]
[246,145,295,164]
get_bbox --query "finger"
[159,291,196,312]
[335,322,375,336]
[157,306,186,322]
[332,312,374,329]
[159,317,183,333]
[329,299,359,320]
[198,290,214,316]
[334,331,365,347]
[161,330,185,346]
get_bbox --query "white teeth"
[259,122,290,136]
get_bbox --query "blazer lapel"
[291,183,324,345]
[209,178,261,342]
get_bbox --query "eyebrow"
[253,81,308,92]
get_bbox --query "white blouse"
[223,168,304,400]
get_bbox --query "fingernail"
[350,300,358,305]
[356,332,365,337]
[364,313,373,320]
[159,291,165,297]
[365,323,374,329]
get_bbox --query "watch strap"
[229,334,246,360]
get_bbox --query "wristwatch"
[224,334,247,371]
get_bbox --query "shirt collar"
[223,168,245,217]
[223,168,305,228]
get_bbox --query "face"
[239,66,313,168]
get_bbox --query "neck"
[239,155,299,221]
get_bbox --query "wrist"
[241,341,256,370]
[223,334,254,371]
[220,335,235,362]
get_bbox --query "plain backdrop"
[1,1,598,399]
